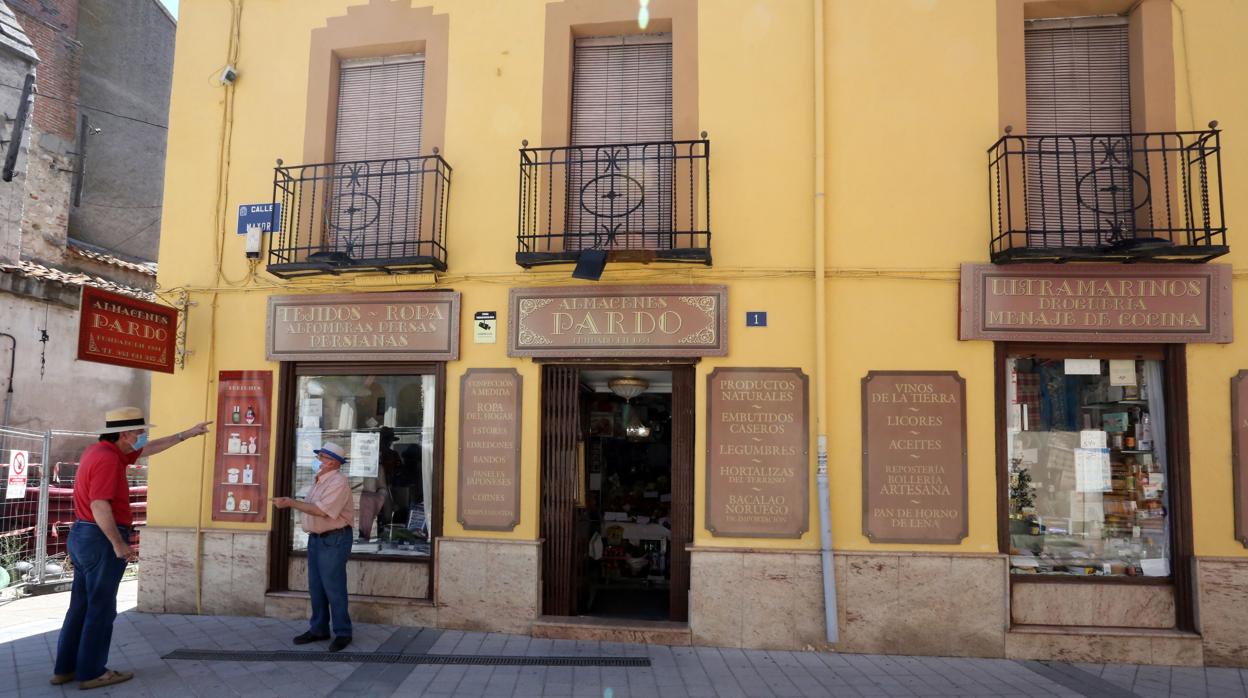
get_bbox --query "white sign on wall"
[5,450,29,499]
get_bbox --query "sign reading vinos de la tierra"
[266,292,460,361]
[507,285,727,358]
[705,368,809,538]
[862,371,967,544]
[458,369,522,531]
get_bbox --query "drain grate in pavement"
[163,649,650,667]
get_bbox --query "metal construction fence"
[0,426,147,593]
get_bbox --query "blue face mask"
[311,460,321,474]
[133,433,149,450]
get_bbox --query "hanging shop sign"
[862,371,968,544]
[508,285,727,358]
[458,368,523,531]
[705,368,809,538]
[76,286,178,374]
[959,263,1233,343]
[212,371,272,523]
[1234,372,1248,548]
[266,292,460,362]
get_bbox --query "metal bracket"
[173,291,198,369]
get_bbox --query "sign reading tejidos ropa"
[458,369,522,531]
[266,292,460,362]
[508,285,727,358]
[76,286,178,374]
[862,371,967,544]
[705,368,809,538]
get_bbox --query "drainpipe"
[812,0,838,645]
[1,332,14,429]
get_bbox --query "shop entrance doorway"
[539,364,694,623]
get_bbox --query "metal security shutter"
[330,56,425,258]
[567,35,673,250]
[1024,19,1131,246]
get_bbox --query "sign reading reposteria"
[266,292,460,361]
[77,286,178,374]
[705,368,809,538]
[862,371,967,544]
[959,263,1233,343]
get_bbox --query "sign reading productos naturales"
[458,369,522,531]
[266,292,460,361]
[76,286,178,374]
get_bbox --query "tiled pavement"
[3,582,1248,696]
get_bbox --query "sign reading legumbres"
[706,368,809,538]
[960,263,1232,343]
[508,285,727,358]
[458,369,522,531]
[266,292,460,361]
[1233,372,1248,548]
[862,371,967,544]
[77,286,178,374]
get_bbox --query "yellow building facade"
[141,0,1248,665]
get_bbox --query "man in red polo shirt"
[52,406,210,690]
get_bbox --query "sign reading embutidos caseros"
[458,369,522,531]
[705,368,809,538]
[862,371,967,544]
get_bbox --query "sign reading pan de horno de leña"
[862,371,967,544]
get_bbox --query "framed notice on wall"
[212,371,272,523]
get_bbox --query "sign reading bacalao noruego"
[267,292,460,361]
[508,284,727,358]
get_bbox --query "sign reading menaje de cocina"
[458,369,522,531]
[508,285,727,358]
[705,368,809,538]
[862,371,967,544]
[77,286,178,374]
[266,292,460,361]
[960,263,1232,343]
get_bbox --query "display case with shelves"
[212,371,272,522]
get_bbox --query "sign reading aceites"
[266,292,460,362]
[77,286,178,374]
[458,369,522,531]
[705,368,809,538]
[862,371,967,544]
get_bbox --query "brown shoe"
[79,670,133,690]
[49,673,74,685]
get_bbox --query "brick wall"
[10,0,81,140]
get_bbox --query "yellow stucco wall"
[150,0,1248,563]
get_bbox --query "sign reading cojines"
[1233,372,1248,548]
[458,369,522,531]
[862,371,967,544]
[960,263,1232,343]
[508,285,727,358]
[266,292,460,361]
[706,368,809,538]
[77,286,178,374]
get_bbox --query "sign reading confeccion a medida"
[266,292,460,361]
[458,368,522,531]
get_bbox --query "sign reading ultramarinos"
[266,292,460,361]
[507,285,728,358]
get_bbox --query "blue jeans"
[54,521,129,681]
[306,526,351,638]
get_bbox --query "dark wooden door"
[540,365,580,616]
[669,365,695,621]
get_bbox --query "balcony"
[516,139,711,267]
[988,126,1227,263]
[267,154,451,278]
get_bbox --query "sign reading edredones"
[77,286,178,374]
[266,292,460,361]
[959,263,1232,343]
[458,369,522,531]
[508,285,727,358]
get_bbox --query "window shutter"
[571,36,672,146]
[334,56,425,161]
[1024,20,1131,246]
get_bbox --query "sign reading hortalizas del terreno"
[266,292,460,361]
[960,263,1232,343]
[507,285,727,358]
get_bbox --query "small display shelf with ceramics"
[212,371,272,522]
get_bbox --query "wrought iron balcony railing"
[988,125,1227,263]
[267,154,451,277]
[517,139,711,267]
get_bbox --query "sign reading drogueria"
[508,285,727,358]
[266,292,460,361]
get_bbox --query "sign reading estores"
[77,286,178,374]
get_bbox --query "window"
[1006,355,1171,578]
[289,372,437,559]
[566,34,673,251]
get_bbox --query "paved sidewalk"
[2,584,1247,697]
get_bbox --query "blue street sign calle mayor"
[236,203,281,235]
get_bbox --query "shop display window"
[289,373,436,558]
[1006,357,1170,578]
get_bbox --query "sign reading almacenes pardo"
[77,286,178,374]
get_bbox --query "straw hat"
[100,406,155,434]
[313,441,348,464]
